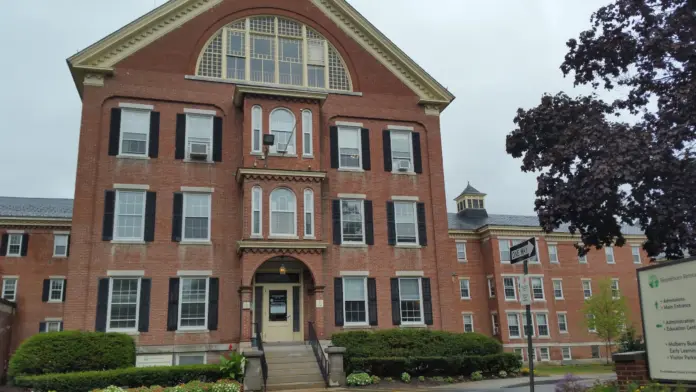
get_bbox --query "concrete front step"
[266,355,316,365]
[266,381,327,391]
[268,373,325,385]
[268,361,320,371]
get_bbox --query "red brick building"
[0,0,645,367]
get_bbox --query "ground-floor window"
[177,353,206,365]
[343,277,367,325]
[107,278,141,332]
[591,345,600,359]
[399,278,423,324]
[462,313,474,332]
[179,277,208,330]
[539,347,550,361]
[562,347,572,360]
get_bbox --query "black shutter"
[368,278,378,326]
[412,132,423,174]
[39,322,46,333]
[60,322,64,331]
[42,280,50,302]
[386,202,396,246]
[213,117,223,162]
[172,193,183,242]
[383,130,392,172]
[361,128,371,170]
[175,114,186,160]
[102,190,116,241]
[66,235,71,257]
[390,278,401,326]
[20,234,29,256]
[364,200,374,245]
[167,278,180,331]
[330,126,339,169]
[95,278,110,332]
[0,234,8,256]
[62,280,67,302]
[108,108,121,156]
[293,286,300,332]
[334,278,344,327]
[254,286,263,333]
[332,200,342,245]
[144,192,157,242]
[422,278,433,325]
[417,202,427,246]
[138,279,151,332]
[148,111,160,158]
[208,278,219,331]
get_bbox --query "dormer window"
[197,16,352,91]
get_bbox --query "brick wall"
[613,351,649,390]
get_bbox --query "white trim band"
[177,270,213,277]
[107,270,145,277]
[119,102,155,110]
[49,275,66,279]
[5,230,24,234]
[114,184,150,190]
[340,271,370,276]
[53,231,71,235]
[338,193,366,199]
[396,271,424,277]
[181,186,215,193]
[335,121,363,127]
[392,196,419,201]
[44,317,63,322]
[504,342,613,348]
[2,276,19,279]
[387,125,415,131]
[184,108,217,116]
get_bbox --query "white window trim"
[302,109,313,157]
[456,241,467,262]
[632,246,642,264]
[251,105,263,154]
[552,279,564,300]
[185,113,214,162]
[269,108,297,156]
[340,199,365,245]
[562,347,573,360]
[488,277,496,298]
[394,201,419,245]
[491,312,500,335]
[343,276,369,327]
[48,278,65,303]
[390,130,415,173]
[182,193,212,243]
[539,347,550,361]
[548,244,559,264]
[119,102,155,111]
[251,187,263,238]
[605,246,615,264]
[611,279,620,299]
[507,313,521,339]
[459,278,471,300]
[336,121,363,127]
[53,234,69,258]
[43,320,63,333]
[118,107,151,157]
[184,108,217,116]
[304,189,314,238]
[398,277,424,325]
[503,277,518,301]
[557,312,569,334]
[535,312,550,337]
[2,277,18,301]
[176,270,213,277]
[270,188,298,238]
[579,252,588,264]
[462,313,475,333]
[582,279,593,299]
[177,277,210,331]
[6,233,23,257]
[531,277,545,301]
[106,277,141,333]
[113,190,147,241]
[107,270,145,277]
[176,353,208,365]
[337,126,362,170]
[587,314,597,333]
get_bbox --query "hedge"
[13,364,224,392]
[349,353,522,377]
[9,331,135,378]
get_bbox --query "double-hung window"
[49,279,65,302]
[2,278,17,302]
[605,246,615,264]
[186,113,214,161]
[462,314,474,333]
[179,277,209,330]
[531,277,545,300]
[513,348,524,360]
[491,313,500,335]
[302,110,313,157]
[562,347,572,360]
[548,244,559,263]
[591,346,601,359]
[579,252,588,264]
[456,242,467,261]
[251,106,262,153]
[114,191,146,241]
[270,188,297,237]
[557,313,568,333]
[394,201,418,244]
[539,347,550,361]
[6,234,22,256]
[399,278,423,324]
[338,127,361,169]
[507,313,521,338]
[251,187,262,237]
[343,277,367,325]
[500,239,536,262]
[183,193,211,241]
[107,278,141,332]
[536,313,549,337]
[488,278,496,298]
[119,108,150,156]
[587,314,597,332]
[44,320,62,332]
[459,279,471,299]
[53,234,68,257]
[632,246,641,264]
[340,199,364,243]
[304,189,314,237]
[582,280,592,299]
[269,109,295,154]
[390,131,413,172]
[503,277,517,301]
[553,279,564,299]
[611,279,620,299]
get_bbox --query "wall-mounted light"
[279,264,287,275]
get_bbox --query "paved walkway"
[431,373,616,391]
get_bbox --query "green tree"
[583,279,629,364]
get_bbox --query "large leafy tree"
[583,279,629,363]
[506,0,696,258]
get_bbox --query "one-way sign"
[510,238,537,264]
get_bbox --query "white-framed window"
[531,277,545,300]
[488,278,496,298]
[183,193,211,241]
[7,233,23,256]
[340,199,364,243]
[500,239,537,263]
[513,348,524,361]
[269,108,295,154]
[548,244,559,263]
[343,277,368,325]
[251,105,263,153]
[338,126,361,169]
[591,345,601,359]
[390,131,413,172]
[562,347,572,360]
[582,279,593,299]
[114,190,146,241]
[119,108,151,156]
[536,313,550,337]
[507,313,521,338]
[270,188,297,237]
[399,278,423,324]
[53,234,69,257]
[522,313,535,337]
[579,252,588,264]
[186,113,214,161]
[302,109,313,157]
[2,278,17,302]
[395,201,418,245]
[251,187,262,237]
[49,279,65,302]
[44,320,62,332]
[107,278,141,332]
[462,313,474,333]
[304,189,314,238]
[456,242,467,261]
[491,313,500,335]
[611,279,620,299]
[605,246,615,264]
[587,314,597,332]
[539,347,550,361]
[552,279,564,300]
[177,353,207,365]
[632,246,641,264]
[459,279,471,299]
[503,277,517,301]
[178,277,209,330]
[529,348,537,362]
[557,313,568,333]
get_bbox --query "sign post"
[510,238,538,392]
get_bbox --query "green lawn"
[534,363,615,375]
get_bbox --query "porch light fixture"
[262,134,275,168]
[279,264,287,275]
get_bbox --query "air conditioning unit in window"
[397,160,410,171]
[189,143,209,160]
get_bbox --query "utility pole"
[509,238,537,392]
[524,258,534,392]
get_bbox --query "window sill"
[176,329,210,334]
[108,330,140,336]
[117,154,150,160]
[183,159,214,164]
[399,324,427,329]
[180,240,212,246]
[550,262,560,265]
[338,167,364,173]
[392,171,416,176]
[555,298,564,301]
[341,243,368,248]
[457,259,468,263]
[559,331,569,334]
[304,236,316,240]
[395,244,422,249]
[505,299,518,302]
[460,297,471,301]
[269,235,299,240]
[111,240,146,245]
[268,153,298,157]
[250,235,264,239]
[5,255,22,258]
[52,255,68,259]
[534,299,547,303]
[302,155,314,159]
[47,300,63,304]
[537,336,551,339]
[250,152,263,156]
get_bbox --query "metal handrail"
[307,322,329,386]
[252,322,268,391]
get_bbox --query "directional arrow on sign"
[510,238,537,264]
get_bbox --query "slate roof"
[455,183,485,199]
[447,213,644,235]
[0,197,73,219]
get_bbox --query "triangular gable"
[67,0,455,110]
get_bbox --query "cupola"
[455,182,487,218]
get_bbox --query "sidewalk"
[431,373,616,390]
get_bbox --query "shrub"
[219,352,246,381]
[471,371,483,381]
[618,325,645,353]
[401,372,411,383]
[346,372,372,387]
[348,353,521,377]
[418,376,426,382]
[370,375,380,384]
[445,376,455,383]
[9,331,135,378]
[499,370,508,378]
[90,379,242,392]
[14,364,223,392]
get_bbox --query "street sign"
[510,238,537,264]
[519,275,532,306]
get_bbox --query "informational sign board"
[510,238,537,264]
[638,257,696,383]
[519,275,532,305]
